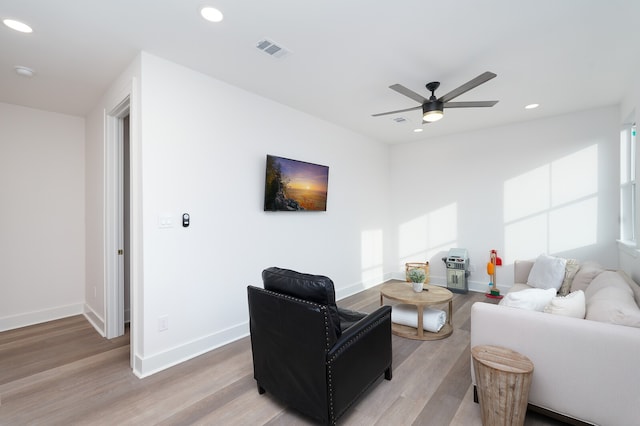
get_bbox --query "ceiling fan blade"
[372,105,422,117]
[444,100,499,108]
[389,84,428,104]
[438,72,497,103]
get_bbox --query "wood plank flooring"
[0,282,569,425]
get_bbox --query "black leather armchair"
[247,267,392,425]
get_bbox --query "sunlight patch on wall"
[503,145,599,260]
[550,197,598,252]
[505,215,548,261]
[398,203,457,265]
[551,145,598,205]
[504,165,549,223]
[361,229,384,286]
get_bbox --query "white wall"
[389,106,620,292]
[134,53,390,375]
[0,102,85,330]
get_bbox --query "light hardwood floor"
[0,283,569,425]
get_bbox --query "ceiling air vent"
[256,39,290,59]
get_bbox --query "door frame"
[105,96,129,340]
[104,76,140,371]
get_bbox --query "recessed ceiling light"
[413,128,423,133]
[200,7,224,23]
[14,66,35,77]
[3,19,33,33]
[525,103,539,109]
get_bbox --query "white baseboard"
[83,304,106,337]
[0,303,84,332]
[133,321,250,378]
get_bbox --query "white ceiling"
[2,0,639,144]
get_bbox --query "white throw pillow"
[543,290,586,318]
[499,287,557,311]
[527,254,567,290]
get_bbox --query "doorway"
[105,96,131,343]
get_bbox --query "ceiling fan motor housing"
[423,100,444,117]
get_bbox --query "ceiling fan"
[372,71,498,123]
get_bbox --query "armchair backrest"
[247,285,334,421]
[262,267,342,338]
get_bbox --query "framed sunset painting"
[263,155,329,211]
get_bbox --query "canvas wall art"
[264,155,329,211]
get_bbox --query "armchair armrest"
[327,305,392,421]
[331,305,391,350]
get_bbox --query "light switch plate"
[159,215,173,229]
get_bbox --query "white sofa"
[470,260,640,426]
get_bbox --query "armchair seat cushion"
[337,307,367,331]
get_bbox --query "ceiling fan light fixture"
[422,101,444,122]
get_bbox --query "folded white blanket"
[391,304,447,333]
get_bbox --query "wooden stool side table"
[471,345,534,426]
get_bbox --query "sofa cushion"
[262,267,342,337]
[585,270,633,301]
[543,290,586,318]
[499,287,557,311]
[571,261,604,292]
[558,258,580,296]
[527,254,567,290]
[586,285,640,328]
[618,270,640,307]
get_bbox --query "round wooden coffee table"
[379,281,453,340]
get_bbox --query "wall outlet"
[158,315,169,332]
